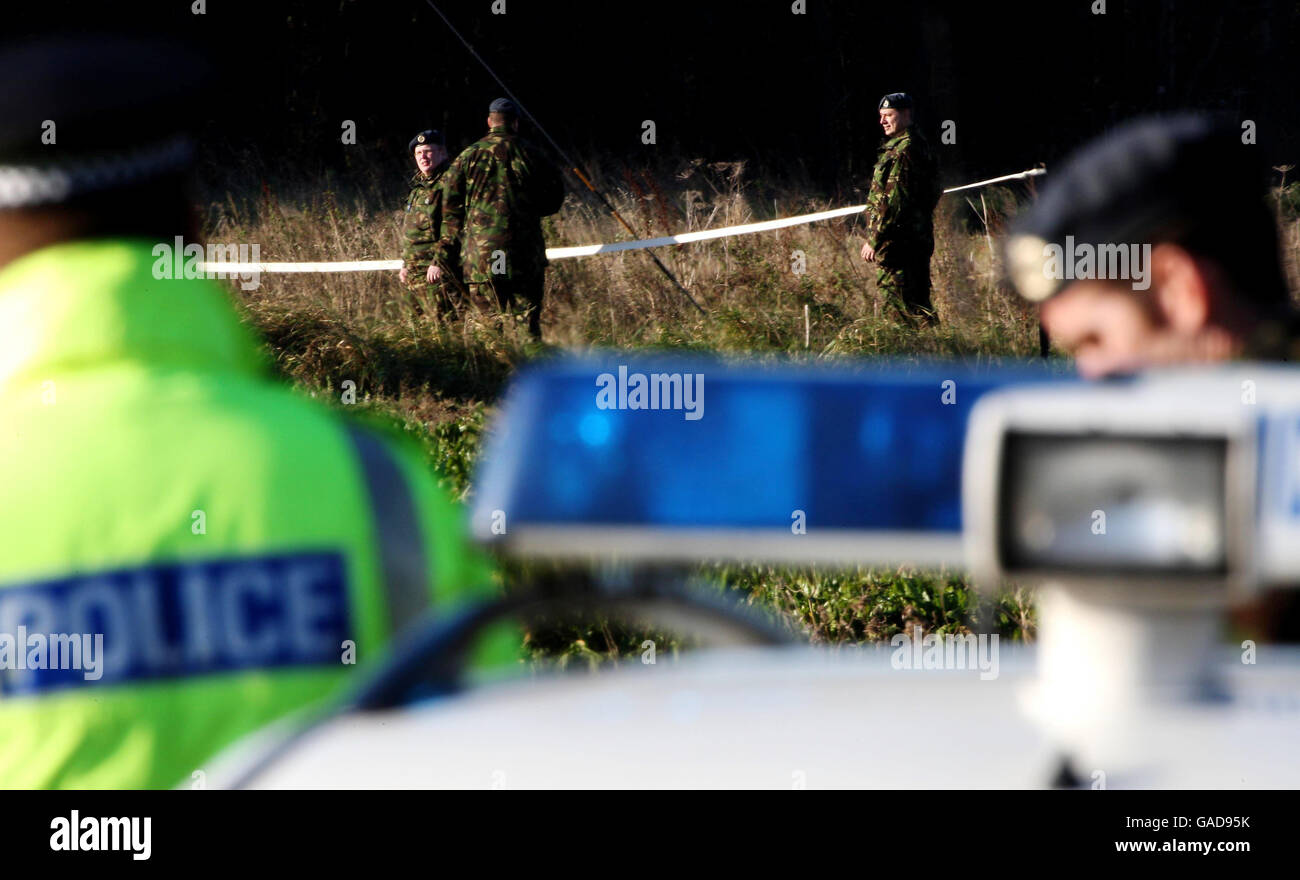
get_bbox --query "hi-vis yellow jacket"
[0,238,507,788]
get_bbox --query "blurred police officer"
[1006,114,1296,378]
[860,93,943,325]
[0,37,508,789]
[1006,113,1300,641]
[399,128,460,317]
[428,98,565,340]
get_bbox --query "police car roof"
[470,354,1073,567]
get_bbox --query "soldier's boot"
[515,275,544,341]
[879,262,937,328]
[465,281,513,333]
[901,277,938,327]
[902,253,938,326]
[481,277,543,340]
[876,265,915,326]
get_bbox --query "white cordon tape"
[233,259,404,272]
[545,203,868,259]
[937,167,1045,195]
[200,168,1044,274]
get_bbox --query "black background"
[7,790,1284,865]
[8,0,1300,194]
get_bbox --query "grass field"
[198,148,1300,662]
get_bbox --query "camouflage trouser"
[410,283,462,317]
[877,249,936,325]
[467,275,545,339]
[405,269,462,320]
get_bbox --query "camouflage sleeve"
[865,146,914,251]
[863,157,891,249]
[432,155,467,269]
[401,191,437,269]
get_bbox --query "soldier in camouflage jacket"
[400,130,458,318]
[429,99,565,339]
[860,93,943,325]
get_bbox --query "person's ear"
[1151,242,1212,332]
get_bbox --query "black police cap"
[878,93,913,111]
[408,129,444,153]
[488,98,519,117]
[1006,114,1283,305]
[0,35,211,209]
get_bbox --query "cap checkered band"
[0,134,194,209]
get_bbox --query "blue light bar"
[470,356,1073,566]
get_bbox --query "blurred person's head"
[487,97,520,132]
[1006,114,1292,377]
[878,93,914,137]
[0,179,196,271]
[0,35,208,269]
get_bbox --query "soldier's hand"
[427,264,442,283]
[399,266,409,284]
[860,242,876,262]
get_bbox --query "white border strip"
[200,168,1044,274]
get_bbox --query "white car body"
[210,646,1300,789]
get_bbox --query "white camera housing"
[963,370,1263,606]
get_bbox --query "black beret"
[1005,114,1282,305]
[878,93,913,111]
[408,129,444,153]
[488,98,519,116]
[0,35,211,209]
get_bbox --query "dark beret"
[878,93,913,111]
[408,129,444,153]
[0,35,211,209]
[1005,114,1281,305]
[488,98,519,116]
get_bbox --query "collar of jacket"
[0,237,267,394]
[411,158,450,187]
[881,128,912,151]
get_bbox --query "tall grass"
[196,152,1300,657]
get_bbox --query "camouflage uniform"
[864,125,942,323]
[432,125,565,338]
[401,159,458,317]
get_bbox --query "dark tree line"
[12,0,1300,194]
